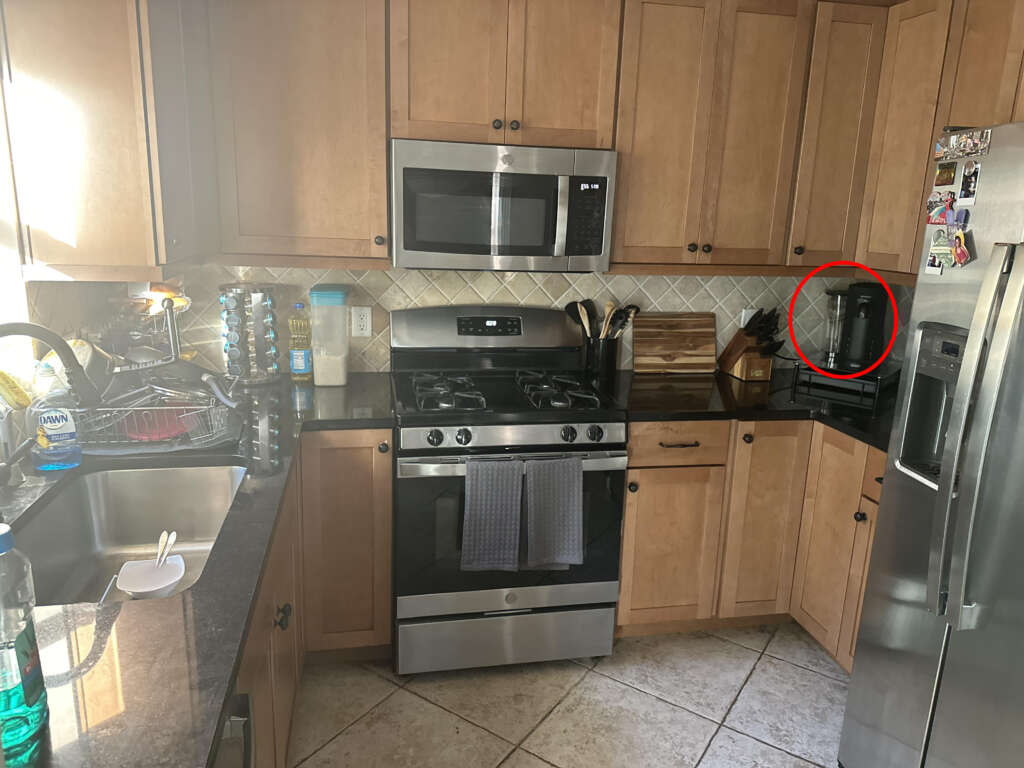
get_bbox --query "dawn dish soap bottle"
[0,524,47,767]
[26,367,82,471]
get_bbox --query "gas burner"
[515,370,602,410]
[413,372,487,412]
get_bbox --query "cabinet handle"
[274,603,293,630]
[378,441,389,453]
[874,476,883,485]
[373,235,386,246]
[793,245,805,256]
[509,120,520,130]
[628,481,639,493]
[659,441,700,449]
[687,243,699,253]
[854,511,868,523]
[701,244,712,253]
[742,433,754,444]
[492,118,503,130]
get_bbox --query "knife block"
[718,328,773,381]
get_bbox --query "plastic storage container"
[309,285,349,386]
[0,524,47,767]
[25,382,82,471]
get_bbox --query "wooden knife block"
[718,328,773,381]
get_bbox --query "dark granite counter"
[299,372,394,430]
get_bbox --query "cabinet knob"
[701,243,713,254]
[854,511,868,523]
[628,481,639,493]
[793,245,805,255]
[687,242,699,253]
[274,603,293,630]
[509,120,521,130]
[742,433,754,444]
[374,235,386,246]
[378,441,390,453]
[492,118,504,130]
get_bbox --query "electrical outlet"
[351,306,372,337]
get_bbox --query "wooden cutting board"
[632,312,717,373]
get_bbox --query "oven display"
[457,316,522,336]
[941,341,960,357]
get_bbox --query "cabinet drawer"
[628,421,731,467]
[862,447,885,502]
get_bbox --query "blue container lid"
[309,284,348,307]
[0,524,14,555]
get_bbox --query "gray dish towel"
[525,457,584,569]
[460,459,523,571]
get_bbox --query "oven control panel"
[457,316,522,336]
[401,422,627,451]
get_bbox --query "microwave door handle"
[928,243,1015,617]
[553,176,569,258]
[945,247,1024,631]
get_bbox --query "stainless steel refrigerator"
[840,122,1024,767]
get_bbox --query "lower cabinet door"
[270,487,300,768]
[617,466,726,625]
[836,495,879,672]
[790,423,868,654]
[237,593,276,768]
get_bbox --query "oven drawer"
[628,421,731,467]
[396,606,615,675]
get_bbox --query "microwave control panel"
[457,316,522,336]
[565,176,608,256]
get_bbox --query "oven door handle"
[397,453,628,478]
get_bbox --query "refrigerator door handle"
[945,246,1024,631]
[927,243,1015,616]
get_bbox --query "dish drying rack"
[72,385,238,454]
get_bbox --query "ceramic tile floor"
[288,622,849,768]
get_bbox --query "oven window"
[495,173,558,256]
[394,471,623,596]
[403,168,491,254]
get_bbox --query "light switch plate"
[351,306,372,337]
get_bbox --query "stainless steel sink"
[13,465,246,605]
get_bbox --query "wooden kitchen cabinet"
[836,495,879,672]
[1,0,162,278]
[862,445,886,502]
[787,2,887,267]
[718,420,812,618]
[390,0,620,148]
[300,429,392,651]
[617,466,726,625]
[791,423,869,654]
[856,0,953,273]
[209,0,388,261]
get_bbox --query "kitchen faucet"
[0,323,102,407]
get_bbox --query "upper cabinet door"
[503,0,622,148]
[390,0,509,143]
[949,0,1024,127]
[210,0,388,260]
[3,0,158,271]
[612,0,720,265]
[788,3,887,267]
[856,0,953,273]
[698,0,815,265]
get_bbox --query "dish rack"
[72,386,238,454]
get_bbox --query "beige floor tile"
[725,656,848,766]
[699,728,816,767]
[406,660,586,742]
[708,624,779,653]
[523,673,716,768]
[594,632,760,721]
[303,688,512,768]
[288,662,397,766]
[764,623,850,681]
[362,659,409,686]
[501,749,556,768]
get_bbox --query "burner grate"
[515,370,602,410]
[412,372,488,412]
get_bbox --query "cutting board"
[632,312,717,373]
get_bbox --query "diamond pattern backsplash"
[169,265,914,374]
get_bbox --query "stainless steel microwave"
[390,139,616,273]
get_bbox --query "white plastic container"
[309,284,350,386]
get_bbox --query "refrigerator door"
[840,123,1024,768]
[924,253,1024,768]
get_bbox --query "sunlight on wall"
[0,265,33,384]
[7,73,84,249]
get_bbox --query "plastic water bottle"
[0,524,47,766]
[288,303,314,383]
[25,382,82,472]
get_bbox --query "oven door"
[393,451,625,619]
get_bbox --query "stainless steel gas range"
[389,306,626,675]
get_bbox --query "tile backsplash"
[165,265,914,374]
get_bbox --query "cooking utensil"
[155,530,169,567]
[565,302,585,334]
[613,306,640,339]
[600,300,615,339]
[158,531,177,568]
[117,554,185,599]
[582,300,598,338]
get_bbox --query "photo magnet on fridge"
[935,161,956,186]
[929,227,955,269]
[952,228,974,267]
[958,160,980,206]
[926,190,957,225]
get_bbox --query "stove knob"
[455,428,472,446]
[426,429,444,447]
[587,425,604,443]
[561,425,578,443]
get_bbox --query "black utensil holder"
[586,338,619,393]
